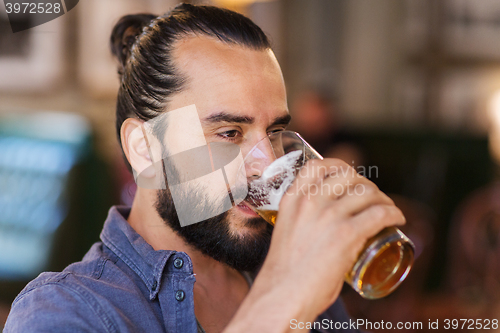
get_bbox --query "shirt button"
[175,290,185,302]
[151,280,157,291]
[173,258,184,269]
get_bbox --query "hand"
[257,158,405,319]
[224,158,405,332]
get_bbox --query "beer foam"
[249,150,302,211]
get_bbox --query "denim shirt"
[5,206,361,333]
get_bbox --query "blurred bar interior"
[2,0,500,331]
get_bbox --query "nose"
[242,135,277,180]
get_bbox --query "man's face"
[155,36,290,271]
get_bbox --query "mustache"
[241,174,287,208]
[231,181,268,208]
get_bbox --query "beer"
[255,208,278,226]
[255,206,414,299]
[242,131,415,299]
[345,226,414,299]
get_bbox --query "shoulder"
[4,272,117,333]
[4,243,123,333]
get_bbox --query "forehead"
[168,35,287,120]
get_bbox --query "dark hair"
[110,3,271,158]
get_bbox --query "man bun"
[110,14,157,76]
[110,4,271,172]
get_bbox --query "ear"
[120,118,155,179]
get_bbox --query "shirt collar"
[100,206,194,300]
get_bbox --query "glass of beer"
[241,131,414,299]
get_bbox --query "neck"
[128,187,250,332]
[127,187,236,279]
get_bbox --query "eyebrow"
[203,112,292,128]
[203,112,254,124]
[270,114,292,127]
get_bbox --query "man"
[5,4,404,332]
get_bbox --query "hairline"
[143,33,274,143]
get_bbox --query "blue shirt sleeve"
[4,283,112,333]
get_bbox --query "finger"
[349,204,406,239]
[279,158,371,225]
[315,172,369,201]
[280,158,346,206]
[286,158,360,199]
[301,170,386,211]
[330,183,395,217]
[276,159,340,228]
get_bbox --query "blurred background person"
[289,87,365,166]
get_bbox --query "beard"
[155,187,273,273]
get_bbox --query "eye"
[216,130,242,141]
[268,128,285,135]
